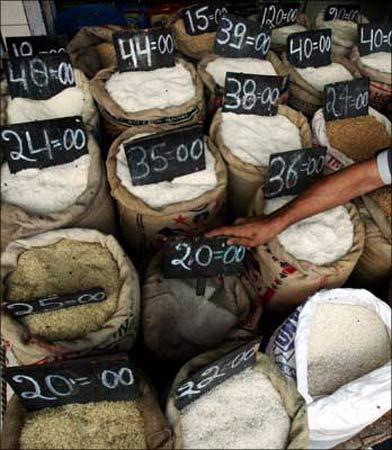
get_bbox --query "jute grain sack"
[210,104,312,219]
[281,53,361,117]
[67,25,133,79]
[90,58,205,139]
[166,343,308,449]
[198,52,289,118]
[107,128,227,258]
[1,228,140,365]
[246,190,365,315]
[2,374,173,450]
[1,134,116,252]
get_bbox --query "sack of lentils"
[351,45,392,116]
[281,53,361,117]
[210,104,312,219]
[142,251,256,363]
[1,228,140,365]
[106,127,227,259]
[1,132,116,252]
[267,288,391,449]
[314,8,368,57]
[246,191,365,315]
[198,51,289,118]
[166,342,309,449]
[90,57,205,139]
[67,25,134,79]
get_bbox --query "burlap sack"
[281,53,362,117]
[1,134,116,252]
[90,58,205,139]
[2,374,173,450]
[1,228,140,365]
[314,9,368,57]
[350,45,392,115]
[210,104,312,219]
[166,342,308,449]
[142,251,256,362]
[106,128,227,259]
[198,51,289,119]
[246,193,365,315]
[67,25,134,79]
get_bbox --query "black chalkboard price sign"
[324,78,369,121]
[182,4,228,36]
[113,28,175,72]
[260,1,300,29]
[1,116,88,174]
[3,288,106,319]
[223,72,282,116]
[265,147,327,198]
[324,4,360,22]
[163,237,246,279]
[6,34,68,58]
[6,53,75,100]
[174,341,259,410]
[214,13,271,59]
[124,125,205,186]
[288,29,332,68]
[358,23,392,57]
[5,354,140,411]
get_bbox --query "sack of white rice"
[314,8,368,57]
[210,104,312,219]
[106,127,227,259]
[198,51,289,118]
[267,288,391,449]
[1,131,116,251]
[281,53,361,117]
[1,228,140,365]
[246,192,365,315]
[142,251,256,363]
[166,342,308,449]
[90,57,205,139]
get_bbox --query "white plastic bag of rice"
[267,288,391,449]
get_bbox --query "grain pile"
[180,367,290,449]
[296,63,353,92]
[308,303,391,396]
[360,52,391,74]
[4,239,120,341]
[20,401,146,449]
[271,24,306,47]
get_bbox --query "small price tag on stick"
[358,23,392,57]
[324,78,369,121]
[6,53,75,100]
[5,354,140,411]
[6,34,68,58]
[222,72,282,116]
[1,116,88,174]
[174,341,259,410]
[182,4,228,36]
[214,13,271,59]
[113,28,175,72]
[288,29,332,68]
[260,1,300,29]
[265,147,327,198]
[324,4,360,22]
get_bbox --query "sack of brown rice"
[209,104,312,219]
[90,57,205,139]
[106,127,227,259]
[166,342,308,449]
[350,45,392,116]
[67,25,135,79]
[281,53,361,117]
[1,132,116,252]
[267,288,391,449]
[314,8,368,57]
[198,51,289,119]
[142,250,257,363]
[1,228,140,365]
[246,191,365,315]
